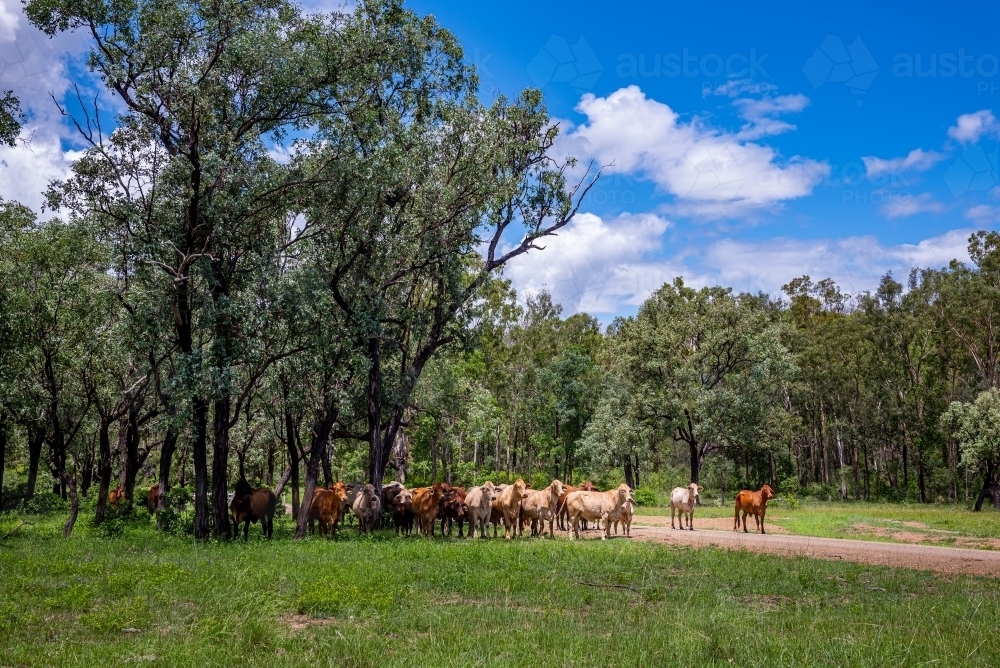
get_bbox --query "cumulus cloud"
[862,148,945,179]
[503,211,677,314]
[947,110,1000,144]
[504,210,977,316]
[701,229,972,296]
[880,192,946,218]
[965,204,1000,222]
[0,0,93,211]
[558,86,829,218]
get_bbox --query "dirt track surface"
[627,525,1000,577]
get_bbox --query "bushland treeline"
[2,1,1000,543]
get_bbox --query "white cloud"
[702,229,972,296]
[862,148,945,179]
[503,211,676,313]
[733,93,809,140]
[880,192,946,218]
[505,210,977,316]
[559,86,829,218]
[0,0,93,212]
[947,110,1000,144]
[965,204,1000,222]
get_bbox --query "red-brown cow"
[230,479,277,540]
[734,484,775,534]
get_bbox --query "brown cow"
[734,484,775,534]
[393,488,414,535]
[108,486,126,510]
[411,484,448,537]
[146,484,166,514]
[309,482,348,539]
[230,479,278,540]
[441,486,468,537]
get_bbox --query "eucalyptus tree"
[298,25,599,502]
[17,219,112,535]
[941,388,1000,509]
[604,279,795,484]
[27,0,365,539]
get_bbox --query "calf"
[352,484,381,534]
[146,484,166,514]
[565,484,632,540]
[108,486,126,510]
[734,484,775,534]
[612,497,635,536]
[464,482,496,539]
[670,482,702,530]
[519,479,564,537]
[494,479,528,539]
[381,481,405,523]
[392,488,414,535]
[230,479,277,540]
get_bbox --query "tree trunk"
[322,441,333,488]
[25,425,43,501]
[62,470,79,537]
[94,420,112,526]
[284,403,299,519]
[688,439,700,484]
[0,415,6,511]
[294,404,339,538]
[366,337,388,500]
[192,397,210,540]
[212,395,232,540]
[973,460,1000,511]
[157,427,178,514]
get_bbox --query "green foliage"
[21,492,69,514]
[632,486,658,507]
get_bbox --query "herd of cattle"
[131,478,777,540]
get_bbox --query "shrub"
[632,486,658,507]
[96,516,125,539]
[22,492,69,514]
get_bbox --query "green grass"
[636,500,1000,545]
[2,511,1000,667]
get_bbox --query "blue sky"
[1,0,998,318]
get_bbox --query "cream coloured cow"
[494,478,527,539]
[670,482,702,530]
[464,481,497,539]
[565,484,633,540]
[518,479,565,537]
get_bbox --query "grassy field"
[635,500,1000,546]
[2,511,1000,667]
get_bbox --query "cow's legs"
[742,512,749,533]
[760,511,766,534]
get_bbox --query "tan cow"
[464,481,497,539]
[518,479,565,537]
[565,484,633,540]
[494,478,527,539]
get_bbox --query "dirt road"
[627,524,1000,577]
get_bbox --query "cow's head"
[332,481,348,505]
[688,482,702,503]
[760,484,775,501]
[234,479,253,499]
[513,479,527,496]
[482,481,496,500]
[549,479,565,499]
[617,483,632,504]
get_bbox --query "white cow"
[670,482,702,530]
[464,481,497,539]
